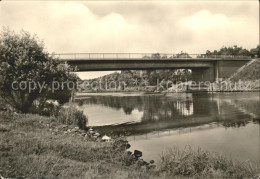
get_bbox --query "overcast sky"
[1,1,259,79]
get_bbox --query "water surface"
[74,92,260,165]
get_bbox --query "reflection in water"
[175,100,193,116]
[75,93,259,128]
[74,92,260,165]
[76,93,197,125]
[128,121,260,166]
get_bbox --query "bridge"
[55,53,252,82]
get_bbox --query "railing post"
[89,53,90,59]
[129,53,130,59]
[74,54,76,60]
[103,53,104,59]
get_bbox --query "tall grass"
[158,146,259,178]
[57,105,88,130]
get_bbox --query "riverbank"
[0,111,152,178]
[0,111,259,178]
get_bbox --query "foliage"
[250,45,260,58]
[151,53,161,59]
[142,52,191,59]
[174,51,191,58]
[205,45,260,57]
[0,112,152,178]
[0,28,78,113]
[158,147,259,178]
[30,100,61,117]
[57,105,88,130]
[80,69,192,91]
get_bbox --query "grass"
[230,59,260,82]
[0,111,152,179]
[158,147,259,178]
[0,111,259,178]
[58,105,88,130]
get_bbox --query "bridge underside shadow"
[192,68,214,82]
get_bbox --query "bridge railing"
[53,53,252,60]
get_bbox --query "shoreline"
[0,111,259,178]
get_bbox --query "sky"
[0,1,259,79]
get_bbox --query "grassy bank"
[0,111,259,178]
[229,59,260,82]
[159,147,259,178]
[0,112,151,178]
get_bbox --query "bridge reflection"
[75,92,260,136]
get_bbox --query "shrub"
[0,28,78,113]
[58,106,88,130]
[30,101,61,117]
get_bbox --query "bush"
[30,101,61,117]
[58,106,88,130]
[0,28,78,113]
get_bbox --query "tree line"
[142,46,260,59]
[205,45,260,57]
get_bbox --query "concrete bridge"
[55,53,252,82]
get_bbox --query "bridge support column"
[215,61,219,82]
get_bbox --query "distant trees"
[174,51,191,58]
[141,46,259,60]
[0,28,77,113]
[151,53,161,59]
[142,53,162,59]
[80,69,192,91]
[205,45,259,57]
[250,45,260,58]
[142,51,191,59]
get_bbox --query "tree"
[176,51,191,58]
[0,28,77,113]
[250,45,260,58]
[205,45,252,57]
[151,53,161,59]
